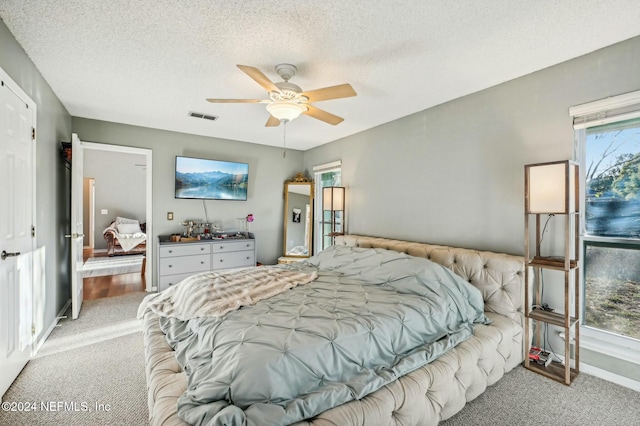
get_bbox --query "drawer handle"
[246,244,250,247]
[201,261,204,264]
[219,246,224,250]
[246,256,250,260]
[168,250,173,253]
[201,247,205,251]
[168,265,172,268]
[219,259,223,262]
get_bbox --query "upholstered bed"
[142,234,525,425]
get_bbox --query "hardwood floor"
[82,247,145,301]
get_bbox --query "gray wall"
[84,150,147,249]
[72,117,303,267]
[303,35,640,382]
[0,18,72,343]
[305,35,640,255]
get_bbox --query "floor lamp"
[322,186,345,249]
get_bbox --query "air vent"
[188,111,218,121]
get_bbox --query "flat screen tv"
[175,156,248,201]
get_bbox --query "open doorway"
[79,142,152,300]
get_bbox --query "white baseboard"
[579,362,640,392]
[33,299,70,355]
[558,329,640,391]
[556,349,640,391]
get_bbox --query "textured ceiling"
[1,1,640,151]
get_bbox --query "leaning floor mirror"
[283,173,314,258]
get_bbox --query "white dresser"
[157,237,256,292]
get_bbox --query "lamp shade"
[323,187,345,211]
[266,101,307,122]
[525,160,578,214]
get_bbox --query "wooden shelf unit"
[524,160,580,386]
[529,308,578,328]
[527,360,579,385]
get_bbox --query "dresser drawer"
[212,250,255,270]
[159,254,210,275]
[210,240,255,253]
[159,243,210,258]
[158,272,195,291]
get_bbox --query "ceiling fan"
[206,64,357,127]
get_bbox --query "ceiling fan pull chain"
[283,121,287,158]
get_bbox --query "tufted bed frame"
[142,234,525,425]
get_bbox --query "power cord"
[540,303,554,312]
[537,214,555,252]
[533,214,562,363]
[544,323,563,363]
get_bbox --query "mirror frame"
[283,174,314,258]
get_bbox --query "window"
[313,161,341,254]
[572,93,640,344]
[583,242,640,340]
[584,119,640,239]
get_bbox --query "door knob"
[1,250,21,261]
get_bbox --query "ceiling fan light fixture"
[266,101,307,122]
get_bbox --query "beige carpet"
[0,292,149,426]
[440,366,640,425]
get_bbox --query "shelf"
[525,360,579,385]
[524,161,581,386]
[529,256,578,270]
[528,308,579,327]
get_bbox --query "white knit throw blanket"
[115,232,146,252]
[138,266,317,321]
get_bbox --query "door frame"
[88,178,95,248]
[81,141,153,290]
[83,177,95,249]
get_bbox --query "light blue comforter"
[160,245,489,426]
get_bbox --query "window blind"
[570,89,640,129]
[312,160,341,174]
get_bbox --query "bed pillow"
[118,222,142,234]
[116,216,139,225]
[115,217,142,233]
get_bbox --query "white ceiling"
[2,1,640,151]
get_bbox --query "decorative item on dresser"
[524,160,580,385]
[282,172,314,262]
[141,234,525,425]
[156,235,256,292]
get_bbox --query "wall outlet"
[101,209,108,215]
[167,212,174,221]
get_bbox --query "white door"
[0,76,35,396]
[69,133,84,319]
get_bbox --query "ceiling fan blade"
[303,105,344,125]
[300,84,357,102]
[265,115,281,127]
[206,99,263,103]
[237,65,280,93]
